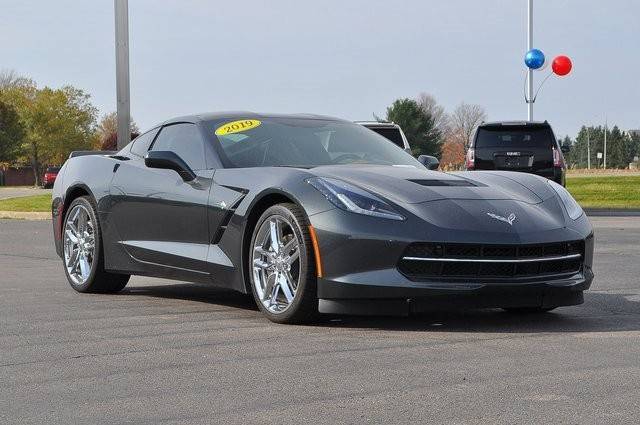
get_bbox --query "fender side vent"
[211,195,246,244]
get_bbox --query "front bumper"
[317,267,592,315]
[309,204,594,315]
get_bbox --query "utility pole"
[603,117,608,169]
[587,127,591,169]
[114,0,131,149]
[527,0,534,121]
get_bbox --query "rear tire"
[62,196,130,293]
[248,203,318,324]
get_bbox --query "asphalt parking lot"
[1,217,639,424]
[0,187,51,200]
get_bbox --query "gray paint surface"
[1,217,639,424]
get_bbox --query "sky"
[2,0,639,138]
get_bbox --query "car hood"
[309,165,554,205]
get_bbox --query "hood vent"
[408,179,477,187]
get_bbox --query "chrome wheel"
[252,215,301,314]
[63,204,95,286]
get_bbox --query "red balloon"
[552,55,572,76]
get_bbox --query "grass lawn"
[0,194,51,212]
[0,177,638,212]
[566,175,640,209]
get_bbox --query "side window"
[130,128,160,157]
[151,123,206,170]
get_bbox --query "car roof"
[160,111,348,126]
[355,121,400,128]
[479,120,551,128]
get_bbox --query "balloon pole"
[527,0,534,121]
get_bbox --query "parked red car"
[43,166,60,188]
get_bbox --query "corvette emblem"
[487,212,516,226]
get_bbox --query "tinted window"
[130,128,160,157]
[367,127,404,148]
[475,127,553,149]
[207,118,420,168]
[46,167,60,173]
[151,123,206,170]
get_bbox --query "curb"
[0,211,50,220]
[585,209,640,217]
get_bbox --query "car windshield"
[206,117,421,168]
[475,126,553,148]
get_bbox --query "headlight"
[548,180,583,220]
[307,177,405,221]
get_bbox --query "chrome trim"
[401,253,582,263]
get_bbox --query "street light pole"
[603,117,608,169]
[527,0,534,121]
[114,0,131,150]
[587,127,591,170]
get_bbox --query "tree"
[416,93,449,136]
[570,125,633,169]
[606,126,630,169]
[629,132,640,163]
[440,139,465,170]
[0,69,31,90]
[448,103,487,150]
[99,130,139,151]
[95,111,139,148]
[385,98,441,157]
[1,80,98,185]
[0,99,25,164]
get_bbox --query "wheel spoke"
[68,249,80,271]
[66,221,79,237]
[253,259,270,270]
[283,238,297,255]
[284,270,298,291]
[269,219,281,253]
[269,277,280,306]
[79,255,90,279]
[69,206,80,223]
[65,229,78,244]
[255,246,271,257]
[286,247,299,265]
[263,272,277,302]
[279,273,294,303]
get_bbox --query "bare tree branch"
[416,92,449,135]
[0,69,32,90]
[449,102,487,149]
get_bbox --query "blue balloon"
[524,49,545,69]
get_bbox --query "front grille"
[399,241,584,281]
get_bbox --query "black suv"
[466,121,567,186]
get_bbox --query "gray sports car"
[51,112,594,323]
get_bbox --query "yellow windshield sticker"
[215,119,261,136]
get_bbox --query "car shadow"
[122,283,640,334]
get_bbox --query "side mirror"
[417,155,440,170]
[560,145,570,154]
[144,151,196,181]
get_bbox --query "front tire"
[62,196,130,293]
[248,203,318,324]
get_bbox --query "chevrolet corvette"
[51,112,594,323]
